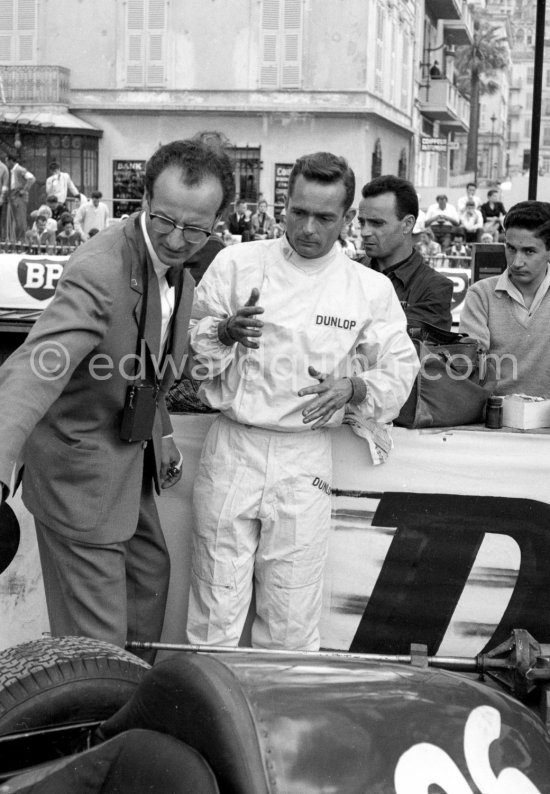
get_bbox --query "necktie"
[165,266,180,288]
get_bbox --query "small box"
[502,394,550,430]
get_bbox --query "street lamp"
[490,113,497,180]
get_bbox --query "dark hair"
[46,194,59,203]
[288,152,355,212]
[436,194,448,202]
[487,189,499,199]
[60,212,73,225]
[49,161,60,171]
[504,200,550,248]
[361,175,418,220]
[466,182,477,190]
[145,138,235,214]
[91,190,102,199]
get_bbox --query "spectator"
[75,190,110,240]
[45,161,80,206]
[5,154,35,242]
[480,188,506,240]
[359,175,454,330]
[429,60,442,78]
[416,228,443,268]
[480,230,496,244]
[0,157,9,238]
[56,212,86,248]
[273,208,286,238]
[46,194,68,228]
[338,225,358,259]
[457,182,482,212]
[425,194,460,244]
[459,200,550,396]
[30,204,58,235]
[250,199,275,240]
[227,198,252,241]
[24,214,57,249]
[459,199,484,243]
[186,152,418,651]
[445,230,471,268]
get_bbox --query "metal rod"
[128,641,516,673]
[528,0,546,199]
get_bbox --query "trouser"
[9,195,28,242]
[35,468,170,664]
[187,415,332,651]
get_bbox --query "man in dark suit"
[227,198,252,241]
[0,138,235,660]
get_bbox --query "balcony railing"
[443,1,474,45]
[425,0,463,21]
[0,66,70,105]
[419,78,470,131]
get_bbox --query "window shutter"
[0,0,35,63]
[401,33,410,111]
[260,0,280,88]
[389,18,397,102]
[375,2,384,95]
[281,0,301,88]
[146,0,165,85]
[126,0,144,85]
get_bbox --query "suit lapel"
[129,229,162,366]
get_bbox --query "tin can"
[485,396,504,429]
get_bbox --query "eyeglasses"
[149,212,212,244]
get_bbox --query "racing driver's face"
[285,175,350,259]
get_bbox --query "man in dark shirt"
[358,175,453,330]
[479,188,506,240]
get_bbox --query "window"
[525,93,533,111]
[259,0,302,89]
[546,69,550,88]
[0,0,36,63]
[231,147,262,203]
[400,33,410,112]
[374,2,385,95]
[527,66,534,85]
[125,0,166,87]
[398,148,407,179]
[371,139,382,179]
[524,118,531,138]
[543,126,550,147]
[544,98,550,116]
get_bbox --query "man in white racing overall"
[186,152,419,650]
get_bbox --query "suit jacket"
[0,212,194,543]
[227,212,251,236]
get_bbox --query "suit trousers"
[34,460,170,664]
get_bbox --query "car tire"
[0,635,150,735]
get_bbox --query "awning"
[0,109,101,135]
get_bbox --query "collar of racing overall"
[280,234,340,274]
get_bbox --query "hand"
[160,436,183,489]
[298,366,353,429]
[219,288,264,349]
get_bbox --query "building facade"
[0,0,474,218]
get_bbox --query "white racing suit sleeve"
[348,284,420,424]
[187,252,242,379]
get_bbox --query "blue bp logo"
[17,258,66,301]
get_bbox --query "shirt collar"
[140,211,171,281]
[280,234,340,272]
[495,266,550,302]
[370,248,421,288]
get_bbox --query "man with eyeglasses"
[186,152,418,651]
[0,138,234,661]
